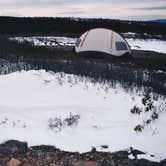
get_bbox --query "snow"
[9,36,166,54]
[9,36,77,46]
[122,32,137,35]
[127,38,166,54]
[0,70,166,161]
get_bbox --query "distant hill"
[149,19,166,24]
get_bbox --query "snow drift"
[0,70,166,161]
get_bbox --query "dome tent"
[75,28,131,57]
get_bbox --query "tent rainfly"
[75,28,131,57]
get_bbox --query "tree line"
[0,16,166,36]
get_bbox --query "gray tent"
[75,28,131,57]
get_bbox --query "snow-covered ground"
[126,38,166,54]
[0,70,166,161]
[9,36,77,46]
[9,36,166,54]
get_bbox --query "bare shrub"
[131,89,163,133]
[48,117,63,132]
[130,106,142,114]
[48,113,80,132]
[64,113,80,126]
[134,124,144,133]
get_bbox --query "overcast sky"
[0,0,166,20]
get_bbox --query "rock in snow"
[7,158,21,166]
[0,140,164,166]
[0,140,28,156]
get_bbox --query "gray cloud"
[124,14,166,20]
[133,6,166,10]
[0,0,166,20]
[58,10,85,15]
[1,0,165,6]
